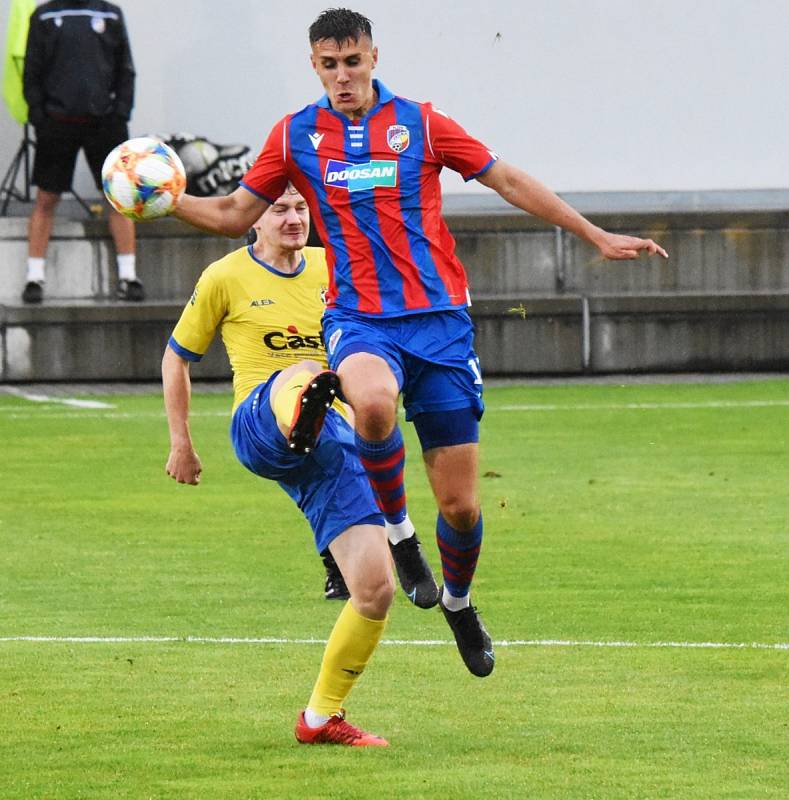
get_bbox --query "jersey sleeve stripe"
[168,336,203,362]
[465,156,498,183]
[238,181,275,204]
[425,112,436,159]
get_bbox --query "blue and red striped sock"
[437,512,483,601]
[356,426,407,525]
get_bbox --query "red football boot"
[294,710,389,747]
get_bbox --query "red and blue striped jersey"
[241,80,498,317]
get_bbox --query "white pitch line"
[1,636,787,651]
[0,386,115,409]
[0,410,228,420]
[497,400,789,412]
[498,639,789,651]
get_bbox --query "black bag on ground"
[153,133,253,197]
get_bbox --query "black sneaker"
[321,550,350,601]
[287,371,340,454]
[117,278,145,301]
[22,281,43,304]
[389,534,439,608]
[438,591,495,677]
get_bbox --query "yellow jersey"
[169,245,331,410]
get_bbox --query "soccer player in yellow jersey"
[162,186,394,746]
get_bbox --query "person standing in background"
[22,0,143,303]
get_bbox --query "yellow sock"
[307,601,387,717]
[271,369,315,429]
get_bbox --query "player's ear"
[372,46,378,68]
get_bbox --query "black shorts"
[32,116,129,194]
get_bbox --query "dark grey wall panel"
[3,196,789,381]
[0,304,230,382]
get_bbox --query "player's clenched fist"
[166,447,203,485]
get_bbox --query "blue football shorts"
[322,307,485,421]
[231,374,384,554]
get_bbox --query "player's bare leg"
[338,353,439,608]
[107,207,135,254]
[108,209,144,301]
[328,520,394,620]
[423,442,480,531]
[28,189,59,258]
[23,189,60,303]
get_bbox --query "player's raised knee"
[352,392,398,439]
[299,358,324,374]
[439,501,481,533]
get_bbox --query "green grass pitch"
[1,378,788,799]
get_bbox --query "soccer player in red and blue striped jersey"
[172,8,668,680]
[242,79,495,318]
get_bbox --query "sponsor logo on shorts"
[324,160,397,192]
[328,329,342,355]
[250,298,275,307]
[386,125,410,153]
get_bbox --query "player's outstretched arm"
[162,346,203,485]
[172,186,269,239]
[477,160,668,260]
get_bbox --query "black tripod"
[0,123,93,217]
[0,123,35,215]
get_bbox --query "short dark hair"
[309,8,373,46]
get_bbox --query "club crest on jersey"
[386,125,410,153]
[324,159,397,192]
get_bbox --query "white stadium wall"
[1,0,787,199]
